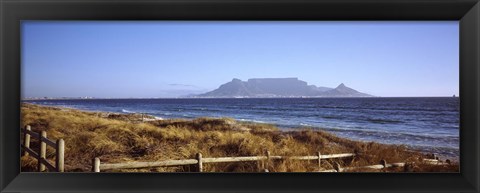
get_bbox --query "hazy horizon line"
[21,95,459,100]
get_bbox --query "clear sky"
[22,21,459,98]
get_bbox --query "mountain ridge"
[195,78,373,98]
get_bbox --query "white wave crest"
[239,119,266,123]
[122,109,135,113]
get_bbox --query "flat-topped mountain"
[196,78,372,98]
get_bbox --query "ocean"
[25,97,459,159]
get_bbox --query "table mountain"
[196,78,373,98]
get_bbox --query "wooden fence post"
[196,153,203,172]
[56,139,65,172]
[334,162,342,172]
[38,131,47,172]
[317,151,322,170]
[23,125,31,156]
[264,150,271,171]
[380,159,387,168]
[92,158,100,172]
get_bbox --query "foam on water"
[121,109,135,113]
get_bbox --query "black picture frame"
[1,0,479,192]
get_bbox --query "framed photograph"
[1,0,479,192]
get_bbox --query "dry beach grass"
[20,103,458,172]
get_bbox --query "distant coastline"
[22,96,459,100]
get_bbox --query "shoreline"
[21,103,458,172]
[22,102,459,161]
[22,96,459,101]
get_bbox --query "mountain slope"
[321,83,372,97]
[196,78,372,98]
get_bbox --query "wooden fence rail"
[94,153,450,173]
[93,151,355,172]
[335,159,405,172]
[21,125,65,172]
[319,157,451,172]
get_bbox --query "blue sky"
[22,21,459,98]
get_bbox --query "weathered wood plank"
[269,156,282,160]
[203,156,264,163]
[380,159,387,168]
[202,153,354,163]
[289,156,318,160]
[97,153,356,171]
[22,145,58,171]
[22,145,39,158]
[318,169,337,172]
[342,162,406,171]
[56,139,65,172]
[21,128,56,147]
[343,164,384,171]
[22,128,39,138]
[41,136,57,148]
[389,162,406,167]
[38,131,47,172]
[100,159,198,170]
[38,158,56,171]
[93,158,100,172]
[23,126,31,156]
[320,153,355,159]
[196,153,203,172]
[271,153,354,160]
[333,162,342,172]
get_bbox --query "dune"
[20,103,458,172]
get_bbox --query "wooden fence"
[21,125,65,172]
[93,152,451,173]
[320,157,451,172]
[19,124,448,173]
[323,159,407,172]
[19,124,450,173]
[92,151,355,172]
